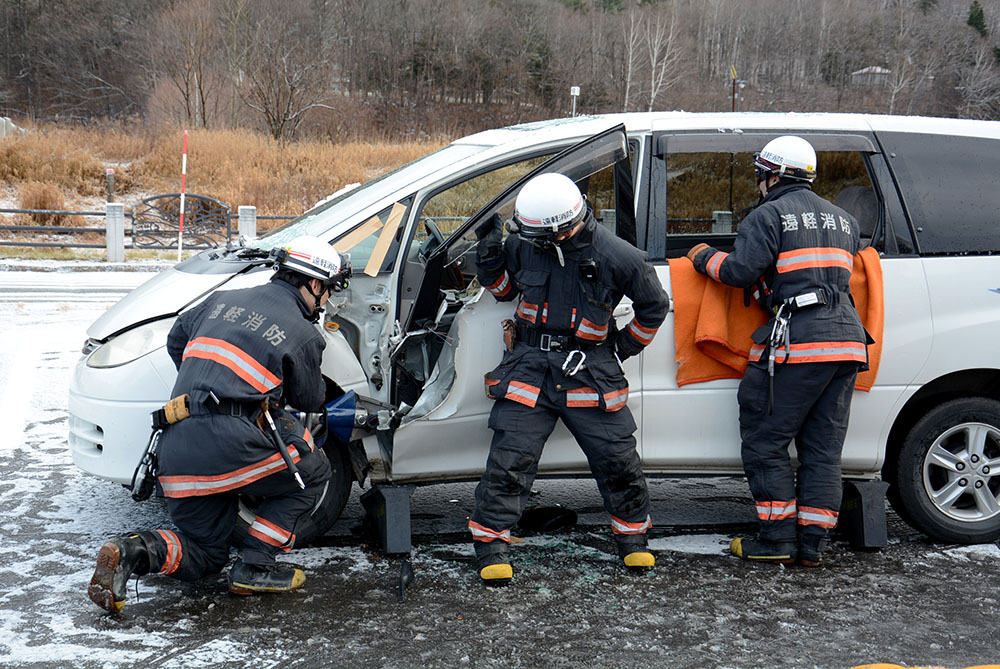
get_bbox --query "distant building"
[851,66,891,86]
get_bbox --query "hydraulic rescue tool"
[260,402,306,490]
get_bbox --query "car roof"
[453,111,1000,151]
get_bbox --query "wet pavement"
[1,270,999,669]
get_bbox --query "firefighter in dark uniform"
[469,172,669,585]
[88,236,351,613]
[687,136,869,566]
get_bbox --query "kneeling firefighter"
[88,236,350,613]
[469,172,670,585]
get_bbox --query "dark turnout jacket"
[157,279,327,498]
[477,216,669,411]
[692,182,867,366]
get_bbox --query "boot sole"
[228,569,306,595]
[88,542,124,613]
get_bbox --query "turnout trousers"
[145,414,332,582]
[471,370,650,558]
[737,359,859,542]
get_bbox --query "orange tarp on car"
[670,246,884,391]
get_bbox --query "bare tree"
[620,4,642,111]
[152,0,225,128]
[230,1,335,141]
[644,2,683,111]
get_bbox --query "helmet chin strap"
[552,243,565,267]
[305,280,325,323]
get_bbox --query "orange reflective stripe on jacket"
[604,388,629,412]
[626,318,658,346]
[749,341,867,364]
[159,445,304,498]
[576,318,608,341]
[485,270,512,297]
[566,387,600,407]
[182,336,281,394]
[775,247,853,274]
[706,251,728,281]
[516,300,539,324]
[505,381,540,408]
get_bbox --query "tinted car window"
[879,131,1000,255]
[658,148,876,257]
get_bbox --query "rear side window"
[880,132,1000,255]
[654,141,878,258]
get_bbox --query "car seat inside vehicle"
[834,185,878,248]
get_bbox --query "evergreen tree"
[968,0,988,38]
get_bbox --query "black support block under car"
[837,480,889,549]
[361,484,416,554]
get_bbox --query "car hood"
[86,254,260,341]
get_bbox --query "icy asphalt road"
[0,268,999,669]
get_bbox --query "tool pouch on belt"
[150,394,190,430]
[501,318,517,352]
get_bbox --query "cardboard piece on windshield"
[335,215,383,254]
[364,202,406,277]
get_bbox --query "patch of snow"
[648,534,731,555]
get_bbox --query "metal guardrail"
[0,199,297,254]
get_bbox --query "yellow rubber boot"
[729,537,797,565]
[478,554,513,587]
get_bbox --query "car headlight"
[86,318,176,368]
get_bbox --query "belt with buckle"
[518,326,577,352]
[204,396,259,418]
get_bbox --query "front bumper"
[68,347,176,484]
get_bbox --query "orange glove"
[686,243,710,262]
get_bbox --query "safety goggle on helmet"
[753,135,817,183]
[511,172,587,242]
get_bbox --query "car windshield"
[255,143,486,250]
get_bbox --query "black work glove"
[475,213,504,270]
[614,335,639,362]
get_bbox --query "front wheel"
[891,397,1000,544]
[233,442,353,547]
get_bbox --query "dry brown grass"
[0,123,447,222]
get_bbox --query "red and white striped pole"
[177,130,189,262]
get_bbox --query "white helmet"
[513,173,587,241]
[278,236,350,291]
[754,136,816,183]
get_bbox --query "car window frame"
[646,130,886,261]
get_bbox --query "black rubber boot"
[615,534,655,573]
[729,536,798,565]
[227,558,306,595]
[798,533,830,567]
[477,552,513,586]
[87,534,152,613]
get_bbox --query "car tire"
[232,443,353,548]
[891,397,1000,544]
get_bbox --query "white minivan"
[69,112,1000,546]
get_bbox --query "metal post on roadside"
[238,205,257,242]
[570,86,580,117]
[105,169,115,203]
[105,203,125,263]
